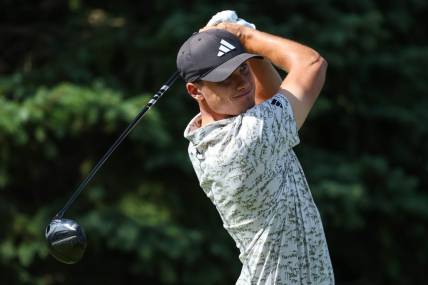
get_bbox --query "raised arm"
[248,58,282,105]
[209,23,328,130]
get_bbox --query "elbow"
[310,52,328,72]
[293,50,328,74]
[318,55,328,73]
[309,53,328,83]
[304,53,328,94]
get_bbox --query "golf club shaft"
[54,71,180,219]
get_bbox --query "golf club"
[45,71,180,264]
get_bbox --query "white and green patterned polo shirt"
[184,93,334,285]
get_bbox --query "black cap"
[176,29,261,83]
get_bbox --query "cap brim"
[200,53,263,82]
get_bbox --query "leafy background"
[1,0,427,284]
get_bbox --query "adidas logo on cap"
[217,39,236,57]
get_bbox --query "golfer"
[177,20,334,284]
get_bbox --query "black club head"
[45,218,87,264]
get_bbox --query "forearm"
[224,23,321,72]
[248,58,281,104]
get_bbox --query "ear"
[186,82,204,102]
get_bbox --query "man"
[177,21,334,284]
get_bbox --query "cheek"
[201,92,221,113]
[205,88,231,109]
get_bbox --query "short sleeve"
[236,93,300,166]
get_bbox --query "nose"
[234,72,249,92]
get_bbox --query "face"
[187,62,255,118]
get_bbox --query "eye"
[239,63,249,74]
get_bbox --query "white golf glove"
[206,10,256,29]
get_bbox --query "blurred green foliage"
[0,0,427,284]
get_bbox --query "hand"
[199,10,255,38]
[206,10,256,29]
[199,22,247,39]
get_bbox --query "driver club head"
[45,218,87,264]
